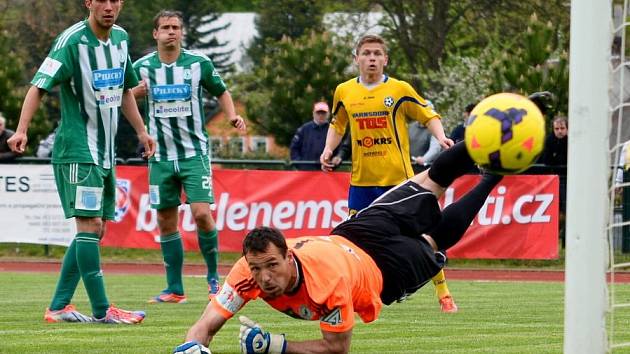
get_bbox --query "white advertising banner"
[0,164,75,246]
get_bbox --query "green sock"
[160,232,184,295]
[49,239,81,310]
[197,229,219,282]
[75,232,109,319]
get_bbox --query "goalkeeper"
[174,141,503,354]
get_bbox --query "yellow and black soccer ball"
[464,93,546,174]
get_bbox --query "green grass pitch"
[1,273,630,353]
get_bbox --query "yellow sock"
[432,269,450,299]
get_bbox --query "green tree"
[371,0,569,91]
[235,31,352,147]
[0,25,26,128]
[425,54,494,132]
[246,0,325,67]
[488,13,569,120]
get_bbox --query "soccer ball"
[464,93,545,174]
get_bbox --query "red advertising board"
[104,166,558,259]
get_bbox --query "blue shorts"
[347,185,395,214]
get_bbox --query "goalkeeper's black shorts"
[332,180,445,305]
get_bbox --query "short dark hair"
[465,103,476,114]
[242,227,289,257]
[354,34,388,56]
[153,10,183,30]
[553,115,568,128]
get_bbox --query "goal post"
[564,0,612,353]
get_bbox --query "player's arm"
[320,86,348,171]
[184,301,229,346]
[8,86,46,153]
[239,316,352,354]
[425,117,453,149]
[217,90,246,130]
[320,126,344,171]
[131,79,148,100]
[121,90,155,158]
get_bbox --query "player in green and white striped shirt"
[8,0,155,325]
[132,10,245,304]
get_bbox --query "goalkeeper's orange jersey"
[210,236,383,333]
[331,75,440,186]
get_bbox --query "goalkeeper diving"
[174,141,505,354]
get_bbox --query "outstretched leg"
[429,173,504,251]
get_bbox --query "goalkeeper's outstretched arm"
[184,302,229,347]
[239,314,353,354]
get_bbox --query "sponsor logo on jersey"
[114,179,131,222]
[97,89,123,108]
[92,68,124,89]
[384,96,395,107]
[75,186,103,211]
[357,117,388,129]
[154,101,192,118]
[321,307,342,326]
[356,136,392,148]
[37,57,62,77]
[151,84,192,101]
[351,111,389,118]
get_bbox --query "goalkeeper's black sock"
[428,141,476,188]
[431,173,504,250]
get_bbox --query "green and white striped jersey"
[133,49,227,161]
[31,20,138,169]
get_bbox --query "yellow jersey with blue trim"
[330,75,440,186]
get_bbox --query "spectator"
[540,116,568,166]
[36,126,57,158]
[449,103,476,144]
[540,115,568,246]
[290,101,332,170]
[408,121,441,171]
[0,113,19,162]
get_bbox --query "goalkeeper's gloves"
[528,91,554,116]
[239,315,287,354]
[173,340,211,354]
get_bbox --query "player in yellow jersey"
[320,34,458,313]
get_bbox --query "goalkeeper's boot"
[44,304,93,323]
[439,295,459,313]
[148,291,187,304]
[95,305,145,324]
[208,278,221,300]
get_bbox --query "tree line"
[0,0,569,157]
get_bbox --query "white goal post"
[564,0,611,353]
